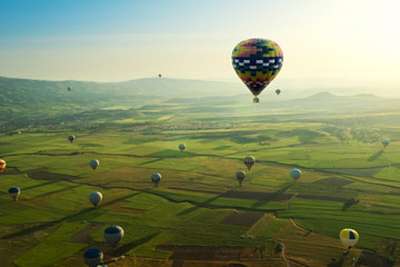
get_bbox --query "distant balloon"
[382,139,390,148]
[236,170,246,186]
[158,74,162,78]
[68,135,76,143]
[67,87,72,92]
[89,191,103,207]
[151,172,162,186]
[84,247,104,267]
[232,38,284,103]
[290,168,302,180]
[104,225,124,245]
[340,228,359,249]
[178,143,186,152]
[243,156,256,171]
[275,89,281,95]
[0,159,6,173]
[8,186,21,201]
[89,160,100,170]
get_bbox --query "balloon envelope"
[290,168,302,180]
[236,170,246,185]
[178,144,186,152]
[275,89,281,95]
[84,247,103,267]
[89,160,100,170]
[339,228,359,248]
[151,172,162,185]
[68,135,76,143]
[8,186,21,201]
[0,159,6,173]
[89,191,103,207]
[243,156,255,170]
[104,225,124,245]
[232,38,283,102]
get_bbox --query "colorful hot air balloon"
[290,168,302,180]
[104,225,124,245]
[178,143,186,152]
[8,186,21,201]
[89,191,103,207]
[68,135,76,143]
[151,172,162,186]
[236,170,246,186]
[89,160,100,170]
[275,89,281,95]
[0,159,6,173]
[84,247,104,267]
[340,228,359,249]
[243,156,256,171]
[232,38,283,103]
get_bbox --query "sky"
[1,0,400,92]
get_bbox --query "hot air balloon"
[339,228,359,249]
[243,156,255,171]
[89,160,100,170]
[232,38,283,103]
[158,74,162,78]
[84,247,104,267]
[68,135,76,143]
[67,87,72,92]
[236,170,246,186]
[0,159,6,173]
[151,172,162,186]
[382,138,390,148]
[104,225,124,245]
[178,143,186,152]
[89,191,103,207]
[275,89,281,95]
[8,187,21,201]
[290,168,302,180]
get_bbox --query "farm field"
[1,94,400,267]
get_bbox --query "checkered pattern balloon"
[232,38,283,100]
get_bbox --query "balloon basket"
[253,97,260,103]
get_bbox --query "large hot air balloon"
[8,186,21,201]
[339,228,359,249]
[89,191,103,207]
[84,247,104,267]
[236,170,246,186]
[243,156,255,171]
[104,225,124,245]
[151,172,162,186]
[178,144,186,152]
[232,38,283,103]
[68,135,76,143]
[0,159,6,173]
[382,138,390,148]
[275,89,281,95]
[290,168,302,180]
[89,160,100,170]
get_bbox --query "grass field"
[1,95,400,267]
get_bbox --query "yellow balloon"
[339,228,359,248]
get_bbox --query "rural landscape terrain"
[1,76,400,267]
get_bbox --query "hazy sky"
[1,0,399,90]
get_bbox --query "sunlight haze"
[1,0,399,94]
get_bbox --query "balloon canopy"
[232,38,283,102]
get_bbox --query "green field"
[1,85,400,267]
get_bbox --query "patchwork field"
[1,95,400,267]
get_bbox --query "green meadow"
[1,89,400,267]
